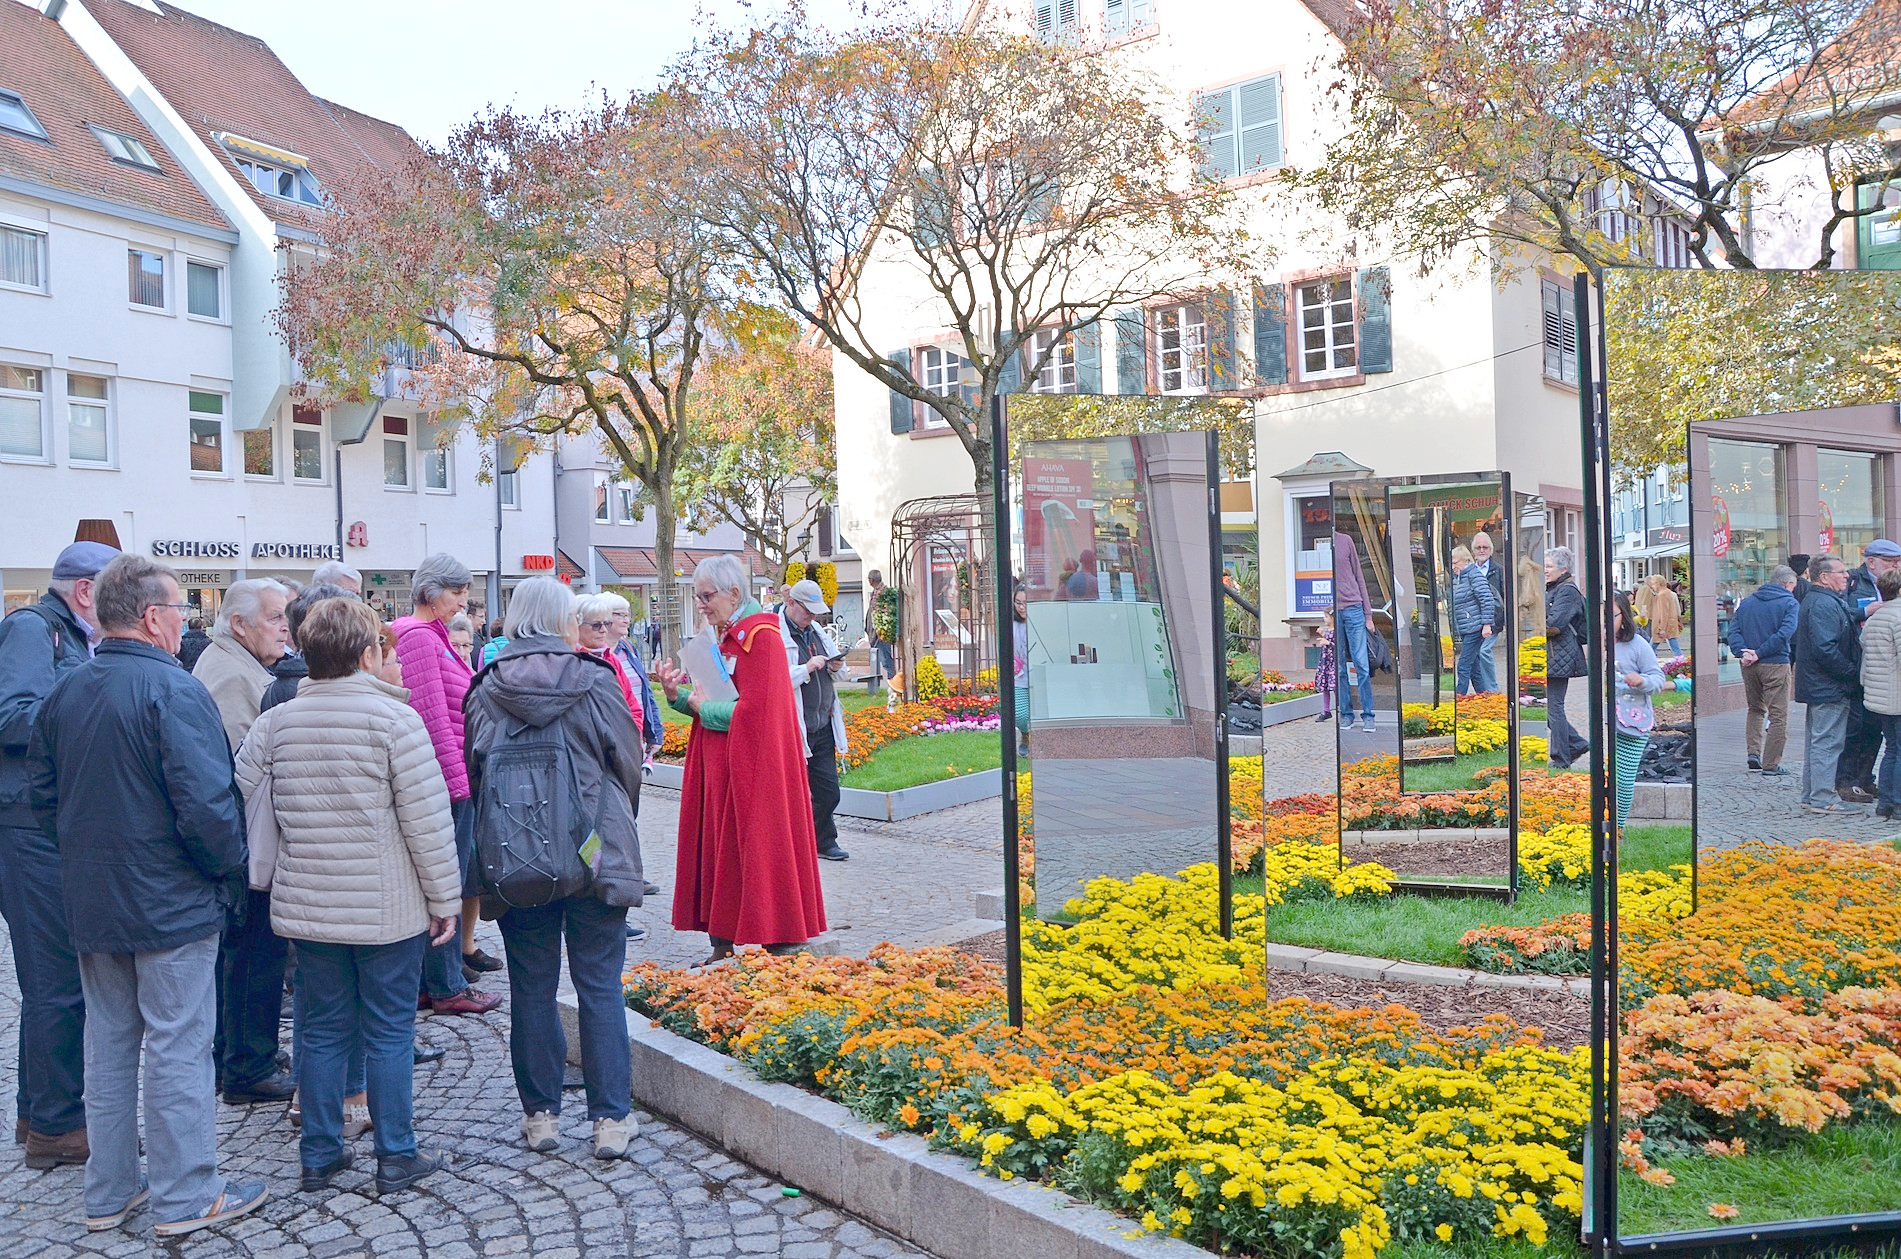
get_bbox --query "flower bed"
[661,694,1003,778]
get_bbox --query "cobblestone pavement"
[1692,704,1901,850]
[0,782,990,1257]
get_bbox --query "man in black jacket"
[27,555,265,1237]
[1836,539,1901,801]
[0,540,115,1167]
[1793,556,1864,816]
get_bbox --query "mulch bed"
[949,929,1587,1051]
[1341,834,1512,882]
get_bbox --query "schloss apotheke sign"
[152,540,341,561]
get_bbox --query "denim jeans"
[807,725,841,852]
[0,822,86,1135]
[1475,631,1500,693]
[78,934,226,1224]
[1802,701,1852,808]
[1454,633,1486,695]
[292,934,425,1167]
[289,943,366,1100]
[1840,698,1882,791]
[1879,713,1901,812]
[421,799,474,1000]
[1335,604,1374,719]
[218,888,287,1086]
[498,895,630,1121]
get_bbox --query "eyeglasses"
[155,603,193,614]
[582,620,613,631]
[693,591,720,604]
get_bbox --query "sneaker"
[1313,711,1331,723]
[430,989,503,1017]
[223,1070,297,1105]
[1747,755,1762,771]
[153,1180,267,1238]
[643,881,661,897]
[593,1115,637,1160]
[626,924,649,942]
[85,1186,148,1232]
[343,1099,374,1140]
[1361,716,1376,734]
[374,1149,442,1196]
[23,1125,88,1169]
[300,1154,352,1193]
[817,846,850,862]
[1804,801,1868,816]
[522,1110,560,1152]
[1761,765,1791,777]
[1838,784,1878,804]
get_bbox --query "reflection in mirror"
[1603,268,1901,1242]
[1335,473,1516,891]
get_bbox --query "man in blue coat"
[27,555,265,1237]
[1726,565,1800,775]
[0,539,115,1167]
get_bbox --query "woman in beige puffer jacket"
[1859,573,1901,818]
[234,598,461,1197]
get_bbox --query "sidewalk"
[1692,704,1901,850]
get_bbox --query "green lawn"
[1241,824,1687,966]
[838,730,1000,792]
[1396,748,1510,793]
[1618,1121,1901,1236]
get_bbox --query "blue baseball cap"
[51,541,119,580]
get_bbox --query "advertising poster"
[1022,457,1096,593]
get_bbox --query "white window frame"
[229,154,324,207]
[0,222,47,294]
[241,422,277,481]
[65,373,113,468]
[594,472,612,523]
[0,89,49,142]
[188,390,229,477]
[421,439,452,494]
[916,345,972,428]
[1652,218,1692,269]
[381,415,412,490]
[613,479,638,522]
[290,405,326,484]
[1294,276,1358,381]
[1152,302,1209,394]
[1195,74,1283,182]
[0,364,49,464]
[499,468,521,510]
[128,247,166,311]
[185,258,225,321]
[1026,328,1078,394]
[90,125,159,171]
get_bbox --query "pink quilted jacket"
[391,615,472,801]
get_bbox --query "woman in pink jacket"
[392,553,501,1016]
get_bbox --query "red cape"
[672,612,828,945]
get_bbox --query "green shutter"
[1074,320,1102,393]
[1357,266,1393,374]
[886,351,913,433]
[1194,89,1235,181]
[1237,75,1282,172]
[1252,281,1286,385]
[1114,308,1146,394]
[1207,289,1238,389]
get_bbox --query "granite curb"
[559,998,1216,1259]
[644,762,1001,821]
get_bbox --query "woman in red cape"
[653,555,827,965]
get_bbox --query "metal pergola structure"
[888,493,998,702]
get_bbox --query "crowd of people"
[0,537,847,1237]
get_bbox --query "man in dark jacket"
[27,555,265,1237]
[1793,556,1864,816]
[1837,539,1901,800]
[176,617,212,671]
[1542,547,1590,767]
[0,540,115,1167]
[1470,531,1506,692]
[1727,565,1801,775]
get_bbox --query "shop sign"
[152,540,341,561]
[1817,500,1834,553]
[251,542,342,560]
[1645,525,1688,548]
[1711,496,1731,559]
[522,554,555,570]
[347,521,369,548]
[152,540,241,559]
[175,571,230,587]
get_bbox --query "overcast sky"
[26,0,877,146]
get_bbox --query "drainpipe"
[489,436,503,622]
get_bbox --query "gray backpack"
[473,718,601,909]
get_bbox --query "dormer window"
[91,126,160,171]
[0,89,49,142]
[215,132,324,206]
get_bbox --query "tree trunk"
[652,476,681,663]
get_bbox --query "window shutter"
[1252,281,1287,385]
[818,506,834,556]
[1558,284,1579,385]
[1034,0,1053,37]
[1113,308,1146,394]
[1541,281,1563,380]
[996,339,1022,394]
[1130,0,1152,26]
[1104,0,1126,34]
[1207,289,1238,389]
[1356,265,1393,374]
[1194,89,1235,181]
[1237,75,1282,172]
[1074,320,1102,393]
[886,351,914,433]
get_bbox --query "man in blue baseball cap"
[1837,539,1901,804]
[0,538,117,1166]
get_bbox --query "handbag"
[244,733,281,891]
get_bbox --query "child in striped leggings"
[1611,590,1667,834]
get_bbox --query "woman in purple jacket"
[391,554,501,1016]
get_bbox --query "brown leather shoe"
[430,989,502,1016]
[24,1126,88,1169]
[13,1116,26,1145]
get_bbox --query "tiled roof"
[596,546,768,581]
[557,550,586,581]
[0,1,227,232]
[1732,0,1901,125]
[84,0,423,230]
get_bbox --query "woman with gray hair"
[464,578,646,1159]
[1543,545,1590,768]
[391,554,501,1014]
[653,555,827,965]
